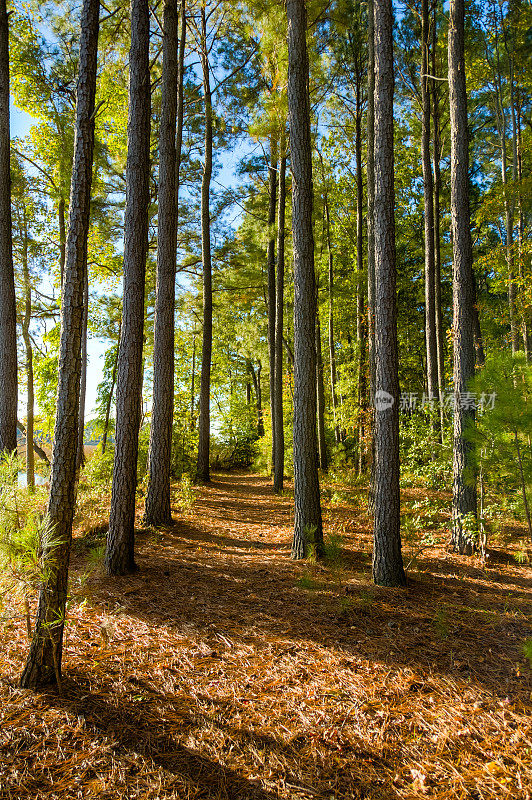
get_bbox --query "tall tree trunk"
[355,62,367,473]
[76,267,89,471]
[324,194,341,444]
[372,0,405,587]
[21,208,34,492]
[105,0,150,575]
[516,92,531,360]
[267,141,278,473]
[367,0,376,515]
[273,150,286,493]
[20,0,100,688]
[0,0,17,457]
[196,4,213,483]
[422,0,438,404]
[190,331,196,429]
[287,0,323,560]
[432,5,445,403]
[316,294,327,472]
[144,0,179,526]
[448,0,477,554]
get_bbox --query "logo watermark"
[373,391,497,411]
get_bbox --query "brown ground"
[1,472,531,799]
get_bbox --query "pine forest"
[1,0,532,797]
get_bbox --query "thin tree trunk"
[101,338,119,455]
[515,430,532,542]
[249,358,264,438]
[105,0,150,575]
[21,208,34,491]
[367,0,376,515]
[267,141,278,473]
[432,6,445,405]
[76,267,89,471]
[16,420,49,466]
[355,64,367,473]
[448,0,477,554]
[316,294,327,472]
[372,0,405,587]
[144,0,179,526]
[287,0,323,560]
[196,3,213,483]
[0,0,17,457]
[324,195,340,444]
[190,331,196,429]
[273,150,286,492]
[20,0,100,688]
[422,0,438,404]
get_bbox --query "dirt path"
[1,472,531,799]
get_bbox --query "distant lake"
[18,472,48,487]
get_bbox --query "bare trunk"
[106,0,151,575]
[355,66,366,473]
[432,6,445,404]
[287,0,323,560]
[367,0,376,515]
[144,0,179,526]
[316,290,327,472]
[324,195,340,444]
[76,267,89,471]
[196,5,213,483]
[21,209,34,491]
[273,150,286,492]
[422,0,438,403]
[101,338,119,455]
[372,0,405,587]
[0,0,17,456]
[267,141,278,473]
[448,0,477,554]
[20,0,100,688]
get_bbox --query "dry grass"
[1,472,531,799]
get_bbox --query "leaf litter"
[0,472,531,799]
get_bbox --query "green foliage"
[523,639,532,667]
[174,474,196,514]
[82,446,115,488]
[400,412,452,489]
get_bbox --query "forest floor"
[1,471,531,800]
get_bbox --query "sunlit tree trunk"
[448,0,477,554]
[267,140,278,473]
[144,0,179,526]
[196,3,213,483]
[367,0,376,515]
[20,0,100,688]
[273,149,286,493]
[21,207,34,491]
[316,288,327,472]
[0,0,17,457]
[76,268,89,471]
[105,0,150,575]
[422,0,438,405]
[372,0,405,587]
[287,0,323,559]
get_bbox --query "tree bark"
[355,62,367,473]
[324,194,341,444]
[432,5,445,404]
[267,141,278,473]
[273,150,286,493]
[105,0,150,575]
[422,0,438,404]
[144,0,179,526]
[448,0,477,554]
[249,358,264,438]
[316,294,327,472]
[372,0,406,587]
[20,0,100,688]
[101,339,119,455]
[21,207,34,491]
[367,0,376,515]
[287,0,323,560]
[58,195,66,289]
[196,3,213,484]
[0,0,18,457]
[76,267,89,471]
